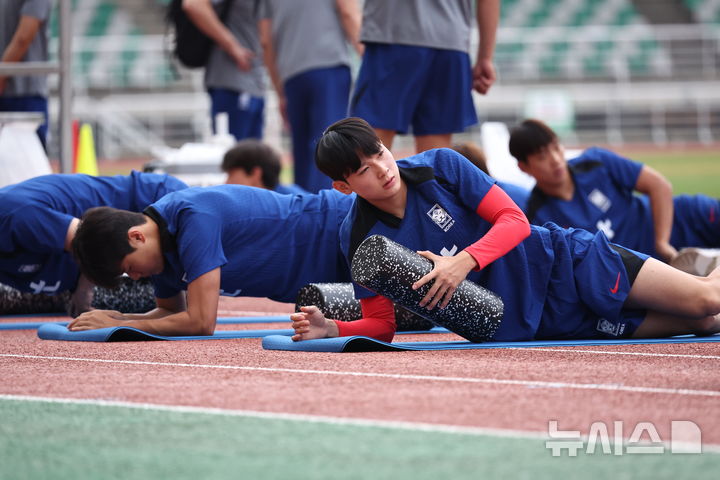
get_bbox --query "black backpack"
[166,0,236,69]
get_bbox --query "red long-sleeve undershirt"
[335,184,531,342]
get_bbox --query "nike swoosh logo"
[609,272,621,294]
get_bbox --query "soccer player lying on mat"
[0,172,187,317]
[69,185,354,335]
[509,118,720,276]
[290,117,720,343]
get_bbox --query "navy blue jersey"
[497,180,530,211]
[0,172,188,294]
[274,183,309,195]
[526,147,720,258]
[148,185,354,303]
[339,148,649,341]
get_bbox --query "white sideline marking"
[517,348,720,360]
[0,393,544,439]
[2,353,720,397]
[1,393,718,454]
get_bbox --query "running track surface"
[2,296,719,474]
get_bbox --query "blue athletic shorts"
[671,194,720,249]
[284,65,350,193]
[536,224,649,340]
[208,88,264,140]
[350,43,477,136]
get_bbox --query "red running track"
[1,297,719,445]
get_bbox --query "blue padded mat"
[0,321,69,331]
[1,315,290,331]
[36,323,448,342]
[37,323,295,342]
[261,333,720,352]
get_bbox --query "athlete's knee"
[684,279,720,318]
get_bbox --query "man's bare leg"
[375,128,396,150]
[415,133,452,153]
[628,260,720,337]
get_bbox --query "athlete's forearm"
[120,310,213,336]
[475,0,500,63]
[636,166,674,252]
[335,0,364,55]
[183,0,242,56]
[257,19,284,98]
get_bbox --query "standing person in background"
[0,0,52,150]
[183,0,265,140]
[257,0,363,193]
[350,0,499,153]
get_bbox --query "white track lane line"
[2,353,719,397]
[1,393,718,453]
[515,348,720,360]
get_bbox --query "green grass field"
[1,398,718,480]
[620,149,720,197]
[102,146,719,197]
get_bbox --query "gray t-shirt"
[205,0,265,97]
[0,0,51,97]
[257,0,351,83]
[360,0,473,53]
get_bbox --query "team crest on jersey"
[427,204,454,232]
[596,318,624,337]
[588,188,611,212]
[18,264,41,273]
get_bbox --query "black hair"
[72,207,147,288]
[222,139,281,189]
[315,117,383,181]
[508,119,558,163]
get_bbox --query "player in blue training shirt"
[452,140,530,210]
[509,118,720,275]
[69,185,354,335]
[290,117,720,344]
[0,172,187,316]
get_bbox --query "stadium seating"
[684,0,720,23]
[495,0,671,80]
[48,0,175,89]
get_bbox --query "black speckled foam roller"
[295,283,434,331]
[350,235,504,342]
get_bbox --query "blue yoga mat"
[1,315,290,331]
[37,323,295,342]
[36,323,448,342]
[261,333,720,352]
[0,320,69,331]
